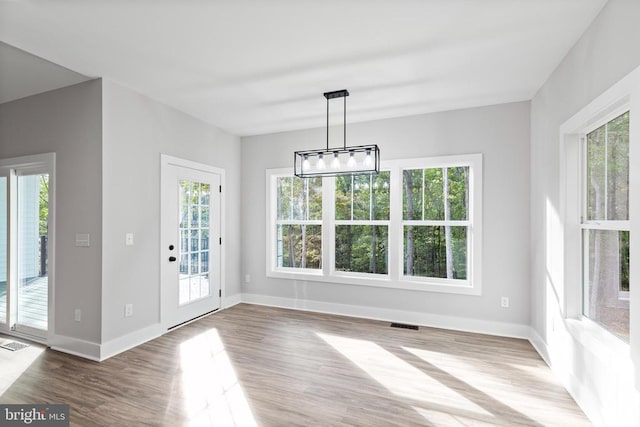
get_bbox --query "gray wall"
[101,80,241,342]
[530,0,640,424]
[0,80,103,343]
[242,101,530,326]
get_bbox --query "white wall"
[530,0,640,425]
[101,80,242,343]
[241,101,530,329]
[0,80,103,343]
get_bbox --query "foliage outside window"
[335,172,390,275]
[403,167,469,280]
[582,111,630,341]
[275,176,322,270]
[267,154,481,294]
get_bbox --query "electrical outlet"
[125,233,134,246]
[125,304,133,317]
[74,309,81,322]
[501,297,509,308]
[245,274,251,284]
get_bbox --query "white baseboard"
[49,334,101,361]
[241,293,531,339]
[526,327,607,427]
[99,323,165,361]
[223,293,242,309]
[528,327,551,366]
[50,294,244,362]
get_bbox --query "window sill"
[564,317,630,364]
[266,269,480,295]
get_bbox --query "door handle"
[169,256,177,262]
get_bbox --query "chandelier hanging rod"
[323,89,349,151]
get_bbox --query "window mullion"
[389,166,402,281]
[323,176,334,277]
[604,122,609,220]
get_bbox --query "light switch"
[75,233,90,247]
[126,233,134,246]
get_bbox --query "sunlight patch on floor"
[412,406,495,427]
[179,329,256,427]
[0,337,45,396]
[317,332,492,418]
[404,346,578,425]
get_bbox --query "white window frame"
[266,153,483,295]
[266,169,324,277]
[330,170,392,280]
[580,111,631,319]
[559,66,640,356]
[396,155,482,294]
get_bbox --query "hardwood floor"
[0,304,590,426]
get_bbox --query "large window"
[274,176,322,270]
[335,172,390,275]
[267,154,482,294]
[582,111,630,341]
[403,167,469,281]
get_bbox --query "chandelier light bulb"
[364,149,373,167]
[316,153,326,170]
[347,151,356,168]
[331,152,341,169]
[302,155,311,171]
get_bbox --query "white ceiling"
[0,0,606,136]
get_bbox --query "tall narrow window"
[275,176,322,270]
[403,166,469,281]
[335,172,390,274]
[582,111,630,341]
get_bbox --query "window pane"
[201,229,209,250]
[352,175,371,220]
[447,167,469,221]
[423,168,444,220]
[335,225,388,274]
[200,183,210,205]
[307,177,323,220]
[403,169,423,220]
[335,175,352,220]
[373,172,390,220]
[277,177,292,220]
[278,176,322,221]
[191,183,200,205]
[200,251,209,273]
[587,111,629,221]
[201,205,209,228]
[180,181,190,228]
[584,229,629,341]
[180,230,189,253]
[606,111,629,220]
[404,226,467,279]
[190,230,199,252]
[190,252,199,274]
[276,224,321,269]
[403,168,469,221]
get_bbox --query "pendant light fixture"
[294,89,380,178]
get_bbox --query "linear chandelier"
[294,89,380,178]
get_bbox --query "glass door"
[0,175,7,326]
[0,154,53,341]
[161,157,222,329]
[15,173,49,334]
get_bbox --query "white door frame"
[0,153,56,343]
[160,154,225,329]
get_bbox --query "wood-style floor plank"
[0,304,590,426]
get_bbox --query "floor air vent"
[390,323,419,330]
[0,341,30,351]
